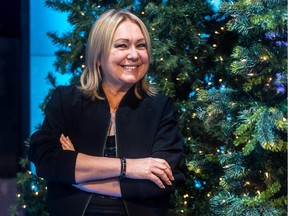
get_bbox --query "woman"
[29,9,184,216]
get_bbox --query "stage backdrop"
[30,0,71,135]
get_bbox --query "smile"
[122,65,138,69]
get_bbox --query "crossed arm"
[59,134,174,197]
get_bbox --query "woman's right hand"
[59,134,174,189]
[125,158,174,189]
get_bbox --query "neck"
[102,85,127,112]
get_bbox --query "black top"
[29,84,184,216]
[85,136,127,215]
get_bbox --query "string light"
[212,44,217,47]
[68,43,72,47]
[260,55,269,61]
[219,78,223,82]
[141,11,145,14]
[160,58,164,61]
[194,56,198,59]
[244,181,250,186]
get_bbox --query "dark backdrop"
[0,0,30,177]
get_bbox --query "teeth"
[123,66,137,69]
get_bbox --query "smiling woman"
[100,19,150,106]
[28,9,185,216]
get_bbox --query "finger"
[152,160,174,181]
[60,134,75,150]
[149,174,165,189]
[151,168,172,186]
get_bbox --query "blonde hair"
[79,9,156,100]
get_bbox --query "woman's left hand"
[59,133,75,151]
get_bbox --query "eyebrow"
[114,38,146,43]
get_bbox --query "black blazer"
[29,84,184,216]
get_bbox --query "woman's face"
[100,19,149,92]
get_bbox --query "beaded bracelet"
[120,157,126,180]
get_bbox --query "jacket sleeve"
[120,98,185,199]
[28,86,78,184]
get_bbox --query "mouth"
[121,65,139,69]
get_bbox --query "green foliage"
[9,142,48,216]
[13,0,287,215]
[206,0,287,214]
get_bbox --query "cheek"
[140,52,149,63]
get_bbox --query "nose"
[127,47,139,61]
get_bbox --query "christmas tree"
[10,0,287,215]
[207,0,287,215]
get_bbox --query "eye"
[114,44,128,49]
[137,43,147,49]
